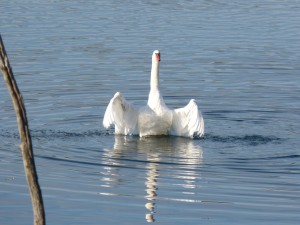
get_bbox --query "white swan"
[103,50,204,138]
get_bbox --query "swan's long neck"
[148,53,165,109]
[150,59,159,90]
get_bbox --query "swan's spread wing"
[103,92,139,135]
[170,99,204,138]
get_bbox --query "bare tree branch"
[0,34,45,225]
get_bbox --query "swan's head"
[152,50,161,62]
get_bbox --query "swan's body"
[103,50,204,138]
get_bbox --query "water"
[0,0,300,224]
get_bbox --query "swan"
[103,50,204,138]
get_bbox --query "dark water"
[1,0,300,224]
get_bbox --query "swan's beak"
[155,53,161,62]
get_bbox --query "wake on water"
[0,129,282,146]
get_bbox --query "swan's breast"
[138,107,172,137]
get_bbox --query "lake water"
[1,0,300,224]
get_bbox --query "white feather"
[103,92,139,135]
[170,99,204,138]
[103,50,205,138]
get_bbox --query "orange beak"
[155,53,161,61]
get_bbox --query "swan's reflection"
[101,135,203,222]
[145,153,160,222]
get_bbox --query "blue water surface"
[0,0,299,224]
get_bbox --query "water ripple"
[204,134,282,145]
[0,129,282,146]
